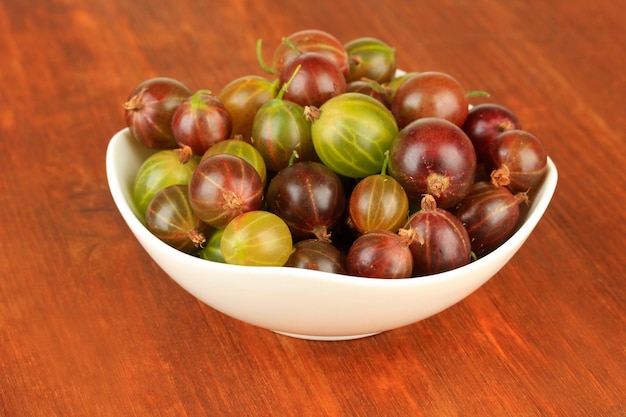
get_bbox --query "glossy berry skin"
[391,71,469,129]
[266,161,346,240]
[145,184,209,254]
[404,195,471,276]
[252,97,316,173]
[171,91,232,156]
[201,138,268,186]
[279,52,347,108]
[188,154,264,228]
[285,239,346,274]
[462,103,522,162]
[272,29,349,77]
[124,77,192,149]
[452,181,525,257]
[388,117,477,209]
[348,173,409,234]
[486,129,547,193]
[217,75,278,142]
[133,148,200,220]
[346,230,414,279]
[344,36,396,84]
[220,211,293,267]
[310,93,399,178]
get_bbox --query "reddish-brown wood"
[1,1,624,416]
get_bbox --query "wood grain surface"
[1,0,625,416]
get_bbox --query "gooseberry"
[124,77,192,149]
[220,210,293,266]
[188,154,264,228]
[145,184,209,254]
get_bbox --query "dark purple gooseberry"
[171,90,232,156]
[270,29,350,78]
[487,129,547,193]
[279,52,347,108]
[145,184,209,254]
[391,71,469,129]
[188,153,264,228]
[462,103,522,162]
[452,181,528,257]
[405,194,471,276]
[266,161,346,240]
[284,239,346,274]
[124,77,192,149]
[388,117,477,209]
[346,229,415,279]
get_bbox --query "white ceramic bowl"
[106,128,558,341]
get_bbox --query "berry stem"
[288,150,300,166]
[420,194,438,211]
[490,166,511,187]
[190,89,213,107]
[466,90,490,98]
[304,106,321,122]
[282,37,301,55]
[174,144,194,164]
[123,86,148,111]
[256,38,275,74]
[381,150,390,176]
[276,64,301,100]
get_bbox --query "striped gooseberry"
[346,229,416,279]
[171,90,232,156]
[145,184,209,254]
[123,77,192,149]
[307,92,399,178]
[217,75,278,142]
[348,152,409,234]
[344,36,397,84]
[201,138,268,186]
[266,160,346,240]
[269,29,349,77]
[188,154,264,228]
[133,147,199,221]
[405,194,471,276]
[487,129,547,193]
[220,210,293,266]
[452,181,528,257]
[251,65,317,172]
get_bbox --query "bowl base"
[272,330,382,341]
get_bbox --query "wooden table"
[2,1,625,415]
